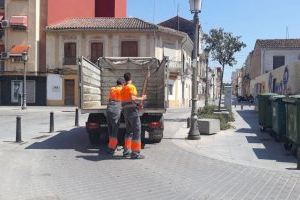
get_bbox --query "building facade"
[0,0,127,106]
[45,17,193,107]
[159,16,206,101]
[246,39,300,96]
[0,0,47,106]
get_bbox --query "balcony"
[63,57,77,65]
[168,61,182,73]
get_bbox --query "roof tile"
[256,39,300,49]
[46,17,158,31]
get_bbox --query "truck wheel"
[149,138,162,144]
[99,128,109,144]
[88,132,100,145]
[149,129,163,144]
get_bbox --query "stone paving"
[0,107,300,200]
[173,106,298,171]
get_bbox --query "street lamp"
[212,73,215,102]
[204,49,209,106]
[188,0,202,140]
[21,51,28,110]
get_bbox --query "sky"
[128,0,300,83]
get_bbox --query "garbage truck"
[78,56,168,145]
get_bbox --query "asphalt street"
[0,107,300,200]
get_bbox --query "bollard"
[297,148,300,170]
[16,116,22,143]
[50,112,54,133]
[241,104,244,110]
[187,117,191,128]
[75,108,79,127]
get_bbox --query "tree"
[203,28,246,111]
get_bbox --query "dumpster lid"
[269,95,286,101]
[283,95,300,103]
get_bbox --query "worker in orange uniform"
[122,72,147,159]
[106,78,125,155]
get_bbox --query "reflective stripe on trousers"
[107,101,122,150]
[123,106,142,153]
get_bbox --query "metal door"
[64,80,75,105]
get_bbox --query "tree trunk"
[218,65,225,111]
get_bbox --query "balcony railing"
[168,61,182,73]
[63,57,77,65]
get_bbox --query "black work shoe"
[131,153,145,159]
[123,150,131,158]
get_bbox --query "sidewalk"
[172,106,299,172]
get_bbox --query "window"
[9,16,28,31]
[0,0,4,9]
[90,42,103,63]
[168,84,174,95]
[64,42,77,65]
[11,80,22,103]
[121,41,138,57]
[11,80,36,103]
[273,56,285,69]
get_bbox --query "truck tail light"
[148,121,162,129]
[86,122,100,129]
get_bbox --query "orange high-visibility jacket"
[121,83,138,102]
[109,86,123,101]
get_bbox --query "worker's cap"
[117,78,125,85]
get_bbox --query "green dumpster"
[270,95,286,141]
[257,93,277,131]
[283,95,300,148]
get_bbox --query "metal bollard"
[241,104,244,110]
[50,112,54,133]
[16,116,22,143]
[75,108,79,127]
[187,117,191,128]
[297,148,300,170]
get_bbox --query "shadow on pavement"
[236,110,296,164]
[25,127,129,162]
[235,128,257,134]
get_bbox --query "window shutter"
[121,41,138,57]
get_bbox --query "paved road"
[0,106,89,140]
[0,107,300,200]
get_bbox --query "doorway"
[64,80,75,105]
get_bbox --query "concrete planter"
[197,118,220,135]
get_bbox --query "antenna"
[177,3,180,31]
[286,26,289,39]
[153,0,156,23]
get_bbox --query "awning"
[9,16,28,27]
[10,45,30,56]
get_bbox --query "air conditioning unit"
[1,52,10,59]
[1,20,9,28]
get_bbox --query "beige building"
[248,39,300,80]
[45,17,193,107]
[246,39,300,96]
[0,0,47,105]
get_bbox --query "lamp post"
[21,52,28,110]
[187,0,202,140]
[212,73,215,102]
[204,49,209,106]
